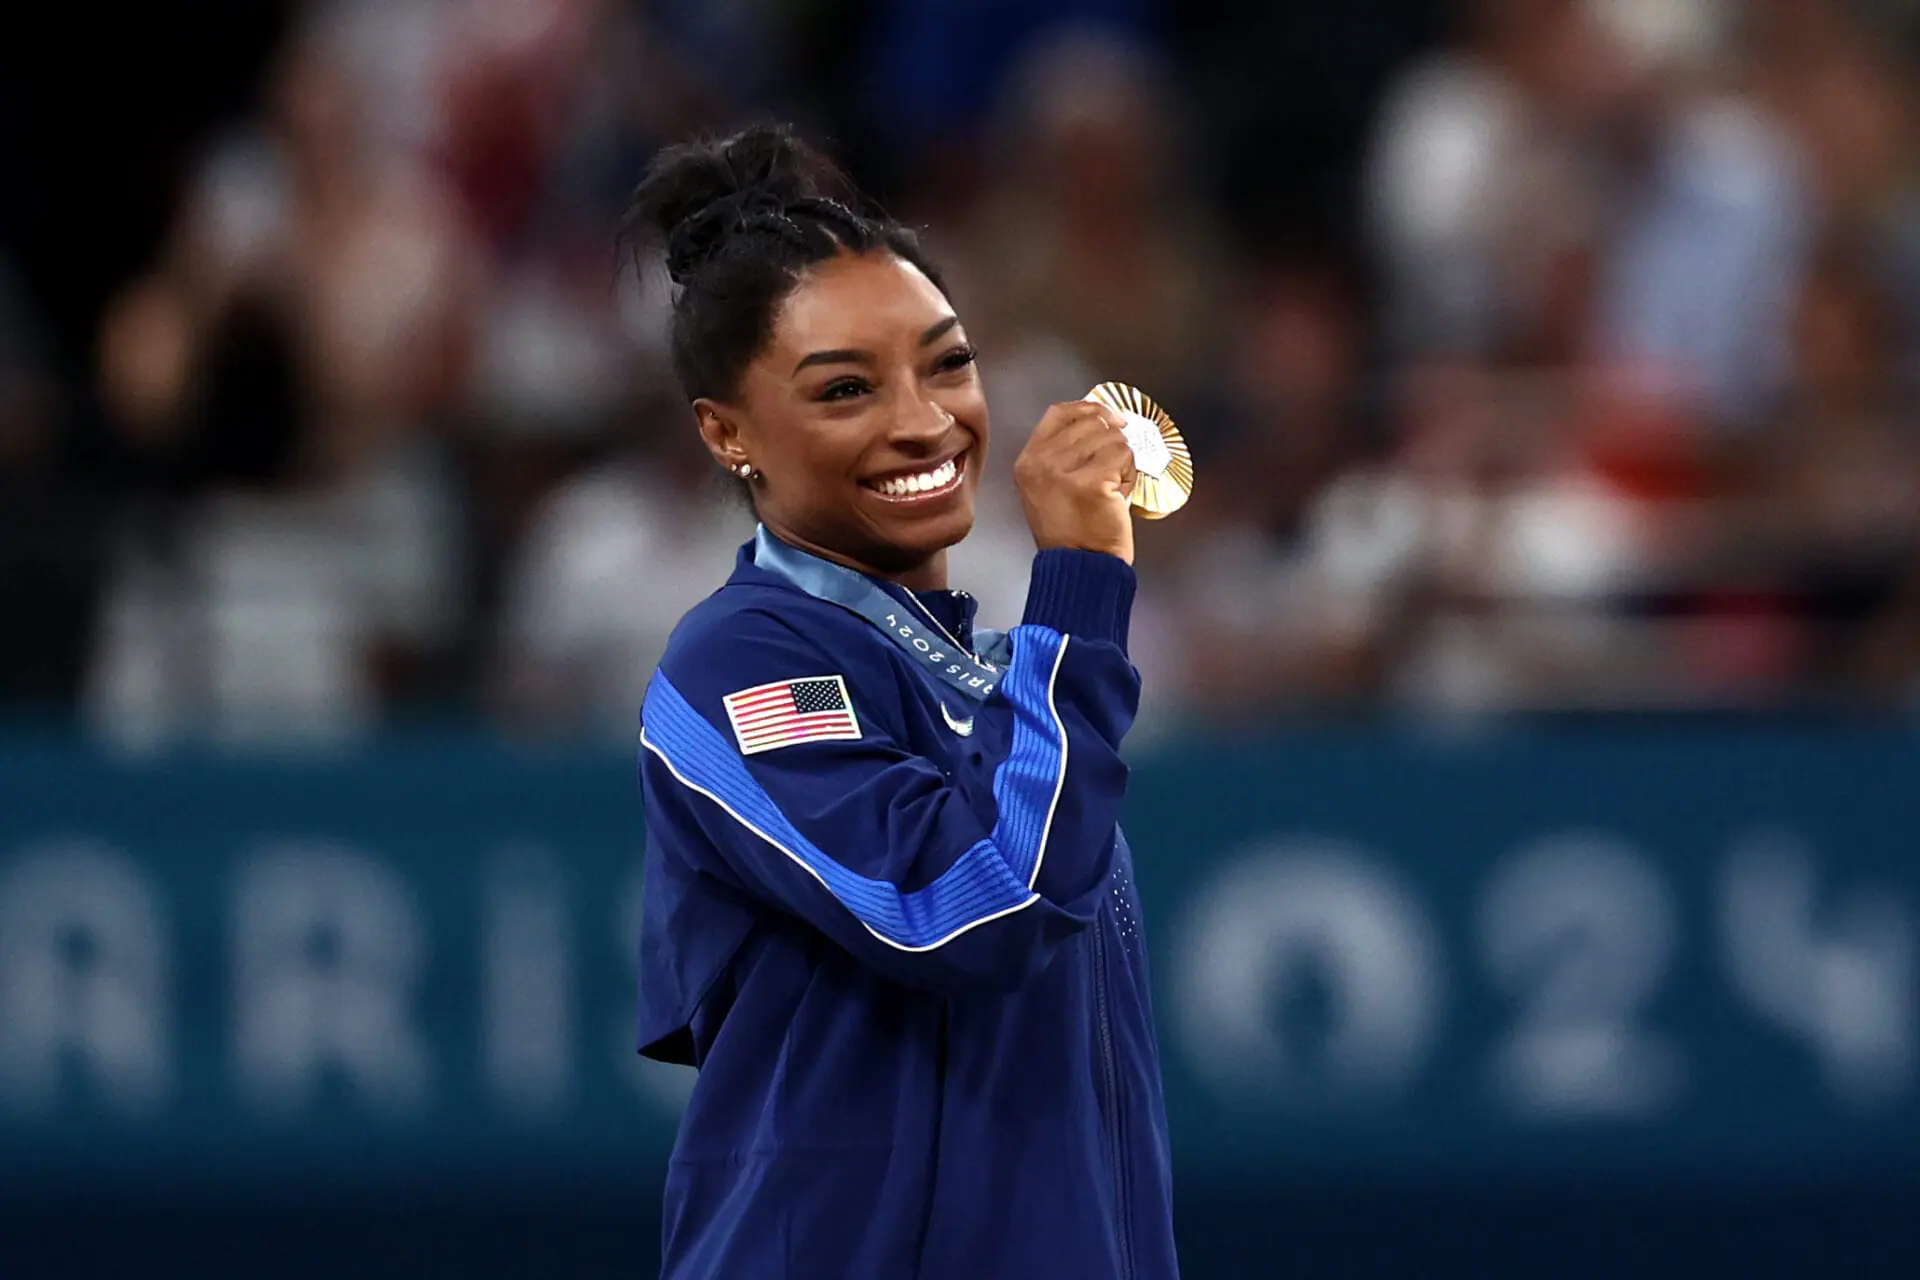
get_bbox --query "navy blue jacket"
[636,533,1178,1279]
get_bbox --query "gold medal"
[1086,382,1193,518]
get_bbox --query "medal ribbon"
[753,526,1011,704]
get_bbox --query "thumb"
[1109,446,1139,502]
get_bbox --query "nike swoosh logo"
[939,703,974,736]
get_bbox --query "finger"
[1024,415,1108,472]
[1062,403,1133,448]
[1107,435,1140,491]
[1061,430,1139,482]
[1052,411,1117,452]
[1083,402,1130,437]
[1031,400,1110,442]
[1086,433,1139,489]
[1036,402,1113,433]
[1057,422,1124,471]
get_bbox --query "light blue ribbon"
[753,526,1013,704]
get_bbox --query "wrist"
[1020,549,1136,650]
[1031,535,1131,563]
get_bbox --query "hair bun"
[617,122,948,406]
[663,188,792,285]
[625,123,846,285]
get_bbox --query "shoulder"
[654,583,903,708]
[643,584,919,755]
[661,582,863,664]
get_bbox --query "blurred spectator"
[1148,255,1387,723]
[847,0,1152,195]
[1366,0,1644,362]
[7,0,1920,738]
[1762,237,1920,700]
[950,28,1230,411]
[486,385,754,739]
[84,18,479,747]
[0,251,117,710]
[1592,0,1824,432]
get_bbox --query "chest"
[892,662,1004,775]
[834,635,1010,830]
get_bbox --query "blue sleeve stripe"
[642,676,1037,951]
[640,624,1074,951]
[990,626,1071,888]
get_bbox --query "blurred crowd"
[5,0,1920,745]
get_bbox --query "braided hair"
[621,124,950,405]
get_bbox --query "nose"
[887,389,955,455]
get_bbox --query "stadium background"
[5,0,1920,1275]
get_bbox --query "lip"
[861,449,969,505]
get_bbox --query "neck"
[765,523,948,592]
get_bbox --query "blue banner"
[3,725,1917,1191]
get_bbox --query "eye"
[935,344,978,375]
[819,377,872,402]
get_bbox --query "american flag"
[722,675,863,756]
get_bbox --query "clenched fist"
[1013,400,1138,565]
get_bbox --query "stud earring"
[734,462,754,479]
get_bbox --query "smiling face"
[694,250,989,589]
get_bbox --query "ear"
[693,398,749,474]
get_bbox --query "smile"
[864,452,967,503]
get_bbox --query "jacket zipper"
[1090,923,1135,1279]
[913,1004,948,1280]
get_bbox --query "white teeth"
[877,459,957,497]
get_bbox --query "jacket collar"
[733,533,979,652]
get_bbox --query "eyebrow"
[791,315,963,375]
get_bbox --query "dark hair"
[621,123,949,404]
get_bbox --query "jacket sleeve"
[639,549,1140,995]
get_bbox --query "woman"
[629,124,1178,1279]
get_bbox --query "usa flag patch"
[722,675,862,756]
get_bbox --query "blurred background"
[4,0,1920,1275]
